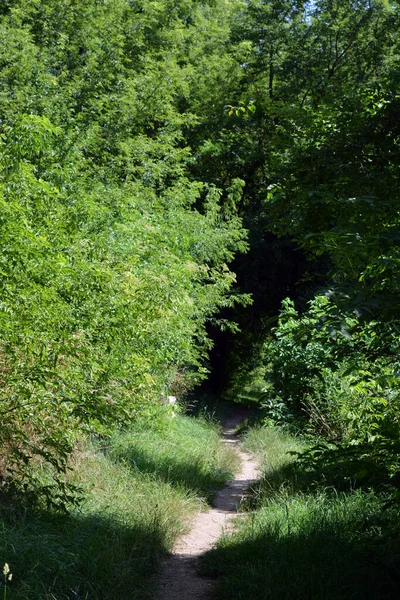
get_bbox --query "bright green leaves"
[0,0,248,506]
[226,102,256,117]
[265,295,400,446]
[1,114,61,167]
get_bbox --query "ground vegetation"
[1,0,400,597]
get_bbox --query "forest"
[0,0,399,598]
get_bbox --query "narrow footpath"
[155,411,260,600]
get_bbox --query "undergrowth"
[201,425,400,600]
[0,413,236,599]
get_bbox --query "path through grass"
[201,425,400,600]
[0,413,237,599]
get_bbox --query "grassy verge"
[111,413,239,503]
[0,413,237,599]
[241,425,304,473]
[201,425,400,600]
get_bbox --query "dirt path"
[154,410,260,600]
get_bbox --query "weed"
[2,564,12,600]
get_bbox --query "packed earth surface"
[155,411,260,600]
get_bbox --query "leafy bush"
[264,296,400,440]
[0,1,248,505]
[261,296,400,491]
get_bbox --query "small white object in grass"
[3,563,12,582]
[167,396,177,406]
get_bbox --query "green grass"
[201,425,400,600]
[240,425,305,506]
[111,414,239,503]
[241,425,304,473]
[0,413,237,599]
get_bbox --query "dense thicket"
[207,0,400,491]
[194,0,400,390]
[0,0,249,503]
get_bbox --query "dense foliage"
[1,0,399,512]
[263,297,400,491]
[1,1,400,597]
[191,0,400,494]
[0,0,248,503]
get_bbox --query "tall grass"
[201,425,400,600]
[0,413,237,599]
[111,414,239,502]
[241,425,304,473]
[240,426,305,506]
